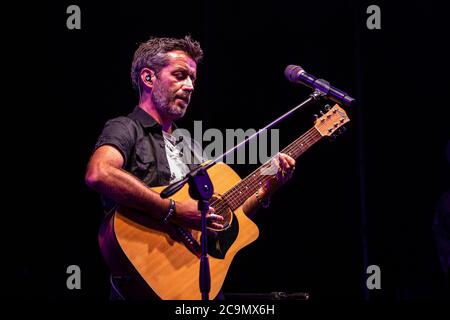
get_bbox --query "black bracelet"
[255,189,270,208]
[262,196,271,208]
[255,189,263,205]
[164,199,176,224]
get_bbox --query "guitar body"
[98,162,260,300]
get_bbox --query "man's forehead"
[166,50,197,71]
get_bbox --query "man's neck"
[138,101,172,133]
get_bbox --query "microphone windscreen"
[284,65,304,82]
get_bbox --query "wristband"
[164,199,176,224]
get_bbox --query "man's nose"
[182,77,194,92]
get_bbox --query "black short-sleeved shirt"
[94,106,204,212]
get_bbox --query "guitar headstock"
[314,104,350,137]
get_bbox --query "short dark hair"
[131,35,204,91]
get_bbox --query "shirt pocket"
[134,146,155,177]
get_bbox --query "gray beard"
[151,84,186,120]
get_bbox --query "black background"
[7,0,449,303]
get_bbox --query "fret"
[223,127,322,210]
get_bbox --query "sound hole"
[209,194,233,231]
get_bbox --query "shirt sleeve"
[94,117,135,167]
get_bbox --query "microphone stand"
[160,88,327,300]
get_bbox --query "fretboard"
[222,127,323,210]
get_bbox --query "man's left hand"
[264,153,296,195]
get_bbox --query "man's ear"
[140,68,155,88]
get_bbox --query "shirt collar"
[128,106,160,129]
[128,106,179,133]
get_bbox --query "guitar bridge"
[172,210,240,260]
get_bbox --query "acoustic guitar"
[98,104,350,299]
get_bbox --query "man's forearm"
[242,186,270,218]
[89,166,169,220]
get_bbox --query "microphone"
[284,65,355,106]
[175,136,184,145]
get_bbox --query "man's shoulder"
[103,115,143,132]
[98,115,144,142]
[105,115,137,126]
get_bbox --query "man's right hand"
[173,199,224,231]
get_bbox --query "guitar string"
[222,127,318,204]
[212,129,320,217]
[210,128,321,216]
[195,113,345,227]
[222,130,320,207]
[211,128,321,214]
[222,128,320,208]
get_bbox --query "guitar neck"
[222,127,323,210]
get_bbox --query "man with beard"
[85,36,295,300]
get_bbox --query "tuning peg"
[313,114,319,121]
[324,104,331,111]
[319,110,325,116]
